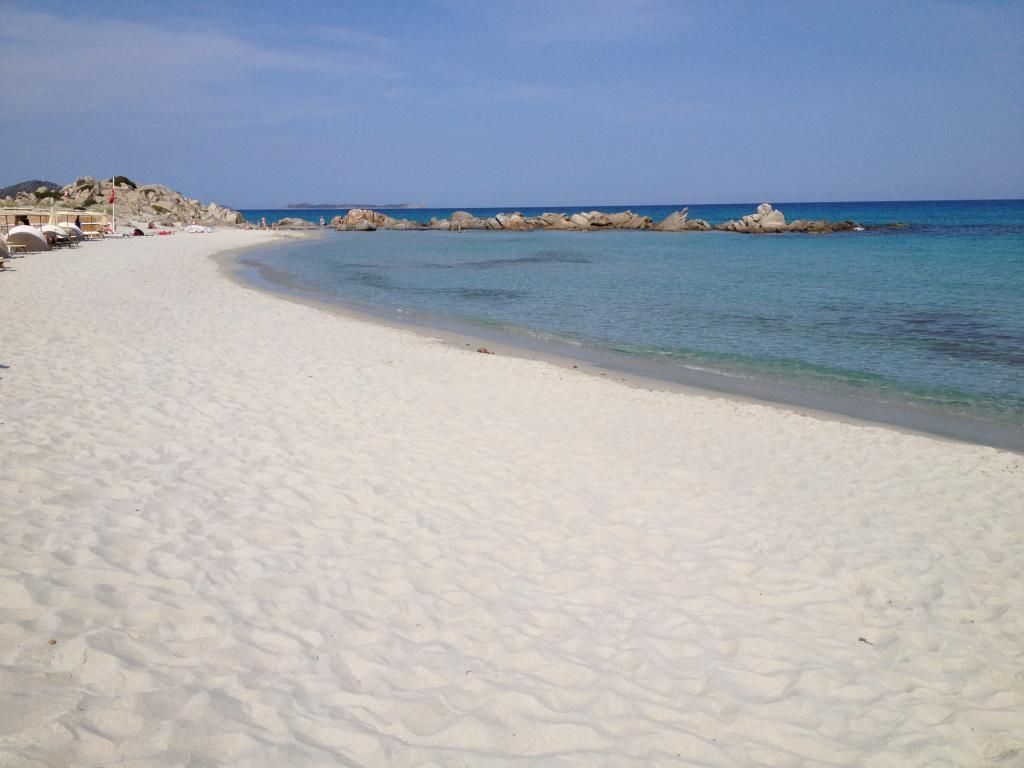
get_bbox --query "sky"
[2,0,1022,208]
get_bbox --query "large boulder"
[657,208,710,231]
[335,208,397,231]
[207,202,245,225]
[390,218,425,230]
[450,211,486,230]
[658,208,690,231]
[535,212,583,230]
[606,211,653,229]
[494,212,534,230]
[274,217,317,229]
[547,216,585,230]
[718,203,787,234]
[758,206,786,233]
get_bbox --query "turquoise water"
[238,201,1024,450]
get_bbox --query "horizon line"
[236,196,1024,210]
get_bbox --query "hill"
[0,179,60,199]
[1,176,244,226]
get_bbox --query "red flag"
[108,188,116,204]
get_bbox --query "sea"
[236,200,1024,451]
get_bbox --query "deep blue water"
[237,200,1024,450]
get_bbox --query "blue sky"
[2,0,1022,207]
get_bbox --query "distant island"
[285,202,423,210]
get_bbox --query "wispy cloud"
[314,25,396,52]
[385,82,573,107]
[0,9,401,118]
[434,0,685,44]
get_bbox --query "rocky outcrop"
[569,210,654,230]
[450,211,487,230]
[274,217,318,229]
[712,203,860,234]
[718,203,788,234]
[335,208,413,231]
[784,218,859,234]
[335,208,665,233]
[331,204,863,235]
[1,175,244,227]
[656,207,711,231]
[494,212,535,231]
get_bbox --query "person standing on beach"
[319,216,325,228]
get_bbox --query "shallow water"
[238,200,1024,450]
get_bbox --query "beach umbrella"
[6,225,49,252]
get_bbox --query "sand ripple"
[1,232,1022,766]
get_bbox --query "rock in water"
[335,209,398,231]
[274,217,317,229]
[719,203,788,234]
[658,208,689,231]
[450,210,487,229]
[657,208,710,231]
[317,203,863,236]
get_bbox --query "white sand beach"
[1,231,1022,767]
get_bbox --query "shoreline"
[230,237,1024,454]
[2,230,1022,766]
